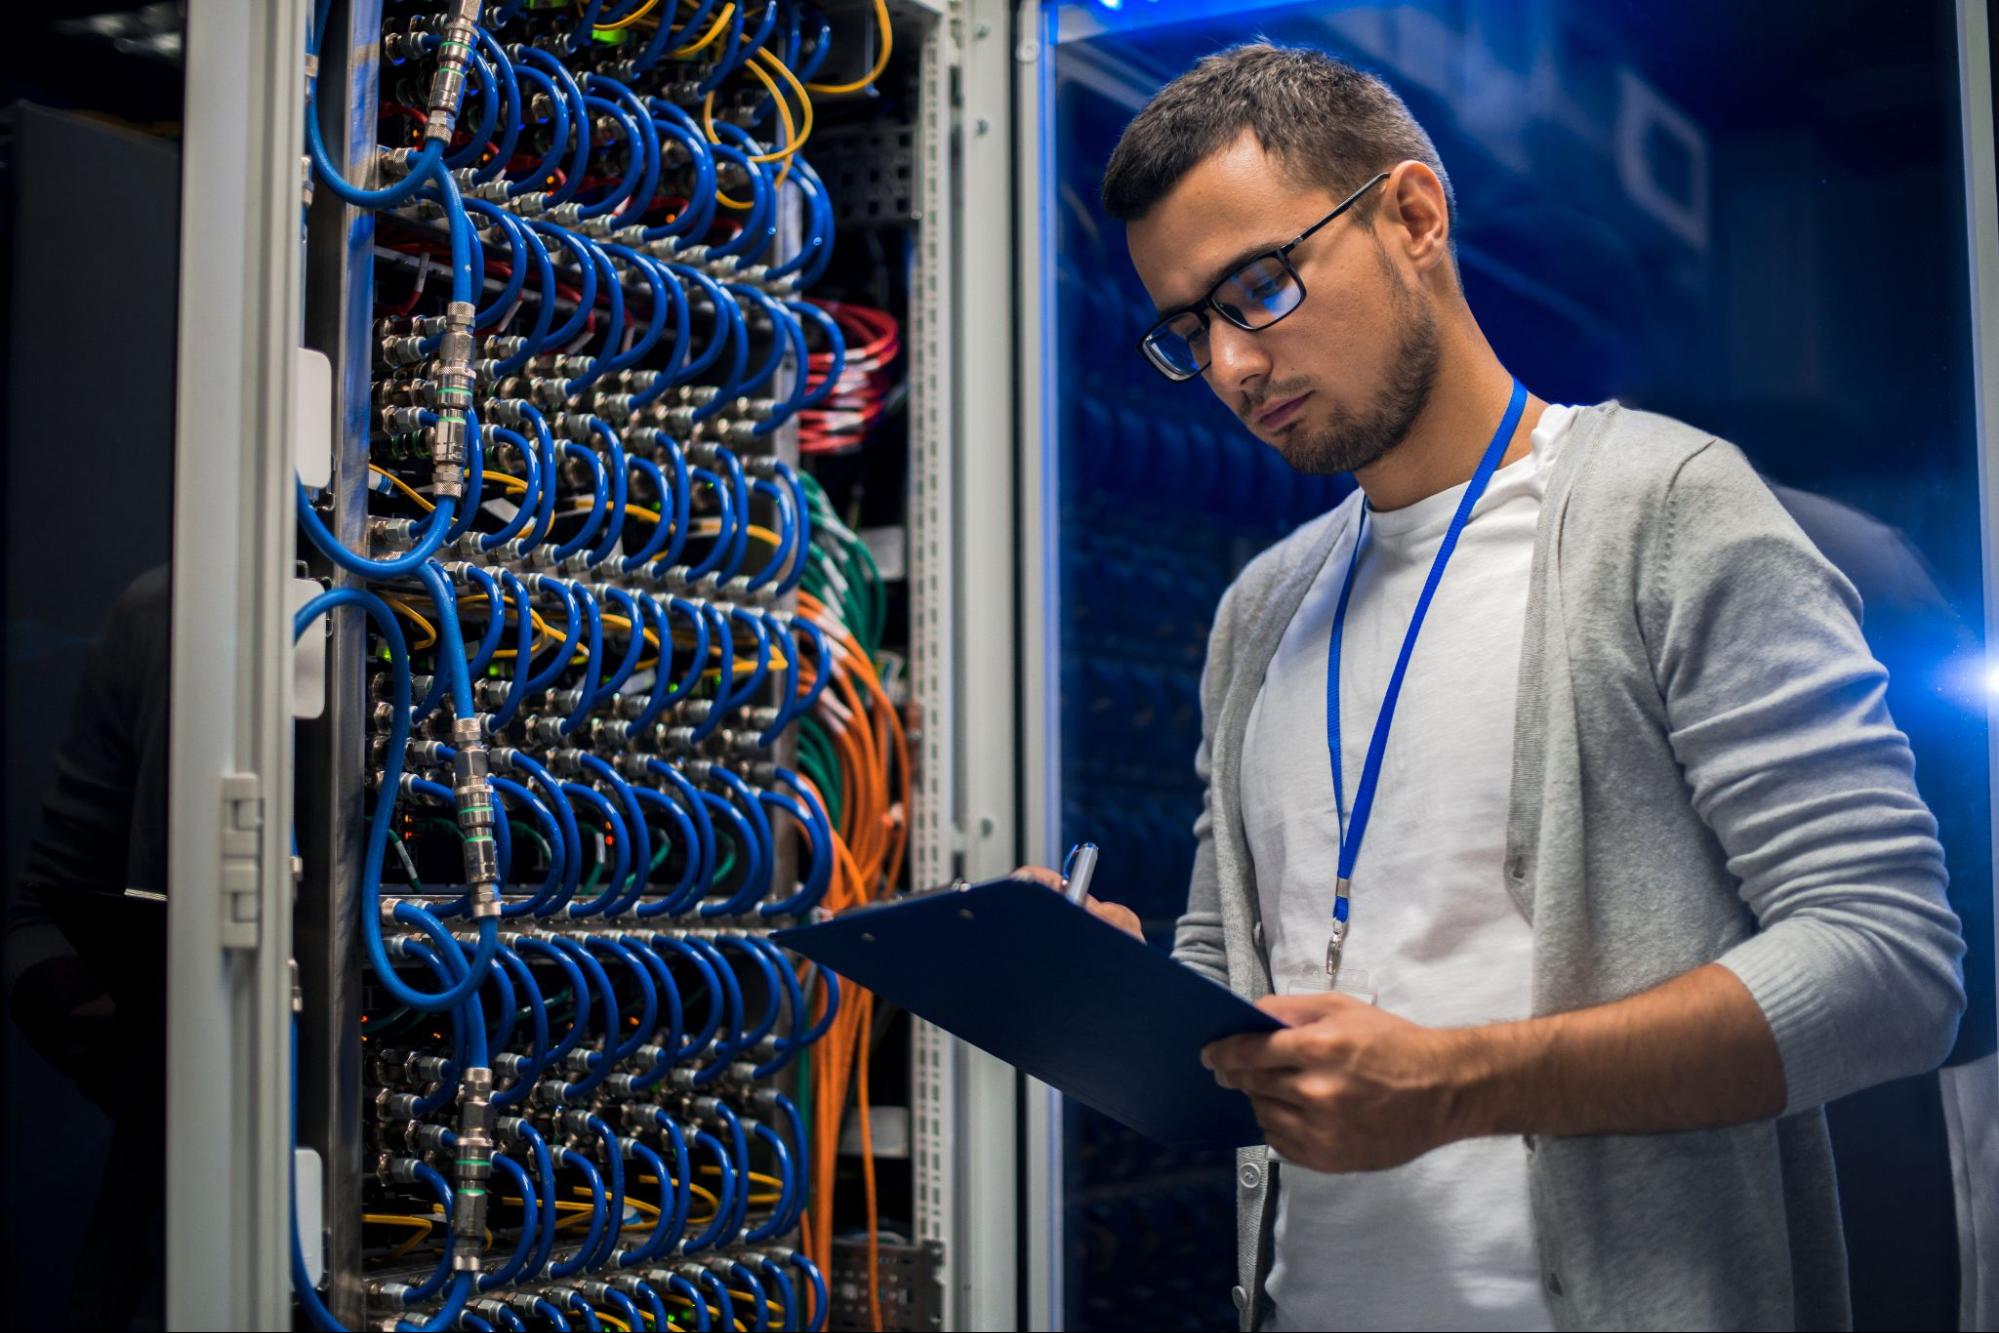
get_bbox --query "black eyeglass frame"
[1136,171,1392,382]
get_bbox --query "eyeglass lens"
[1143,256,1304,379]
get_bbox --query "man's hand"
[1012,864,1144,941]
[1203,963,1788,1171]
[1203,991,1474,1173]
[10,954,122,1110]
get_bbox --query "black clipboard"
[773,877,1282,1147]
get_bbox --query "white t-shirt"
[1242,404,1578,1332]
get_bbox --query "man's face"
[1126,132,1439,476]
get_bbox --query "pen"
[1061,842,1100,907]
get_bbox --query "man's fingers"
[1083,897,1144,937]
[1012,865,1065,892]
[1256,991,1363,1025]
[1203,1032,1303,1073]
[1217,1066,1311,1106]
[1250,1096,1313,1138]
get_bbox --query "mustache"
[1242,384,1314,417]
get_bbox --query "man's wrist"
[1437,1016,1555,1141]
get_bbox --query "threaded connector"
[422,0,482,146]
[429,300,477,499]
[450,1065,494,1271]
[451,721,500,914]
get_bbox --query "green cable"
[522,986,572,1019]
[796,1044,813,1163]
[796,721,845,829]
[368,1006,424,1039]
[508,818,553,869]
[805,768,843,833]
[841,535,887,650]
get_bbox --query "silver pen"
[1062,842,1100,906]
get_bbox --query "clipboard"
[772,877,1283,1148]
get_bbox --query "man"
[5,564,170,1330]
[1028,43,1967,1332]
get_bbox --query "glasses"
[1137,172,1390,383]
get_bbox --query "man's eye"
[1248,279,1284,300]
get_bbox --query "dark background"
[1,5,181,1328]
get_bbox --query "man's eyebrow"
[1153,238,1290,318]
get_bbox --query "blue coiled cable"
[550,443,611,562]
[726,1258,770,1331]
[506,65,572,199]
[650,933,724,1059]
[562,782,629,919]
[629,783,700,919]
[581,1116,627,1270]
[515,48,590,204]
[547,1149,606,1279]
[294,589,497,1011]
[789,1250,828,1331]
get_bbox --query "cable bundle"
[289,1,909,1329]
[797,301,901,455]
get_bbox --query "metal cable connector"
[450,1065,494,1271]
[429,300,477,499]
[422,0,482,146]
[451,719,501,915]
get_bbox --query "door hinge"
[220,772,263,949]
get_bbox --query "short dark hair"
[1100,43,1455,228]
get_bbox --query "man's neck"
[1354,353,1547,512]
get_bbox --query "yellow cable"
[690,519,783,549]
[383,596,440,651]
[728,1291,785,1324]
[583,0,665,31]
[364,1214,433,1232]
[697,1166,785,1193]
[755,48,814,153]
[675,2,735,55]
[567,1187,662,1220]
[596,1314,631,1333]
[597,612,663,653]
[554,502,664,528]
[664,1294,728,1324]
[366,1213,434,1261]
[367,465,526,506]
[743,58,802,164]
[370,464,435,513]
[715,57,802,165]
[805,0,892,95]
[705,76,794,206]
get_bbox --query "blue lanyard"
[1322,377,1528,978]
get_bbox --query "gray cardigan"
[1173,402,1967,1332]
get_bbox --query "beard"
[1268,265,1441,477]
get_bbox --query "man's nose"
[1203,318,1270,403]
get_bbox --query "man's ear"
[1376,160,1452,280]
